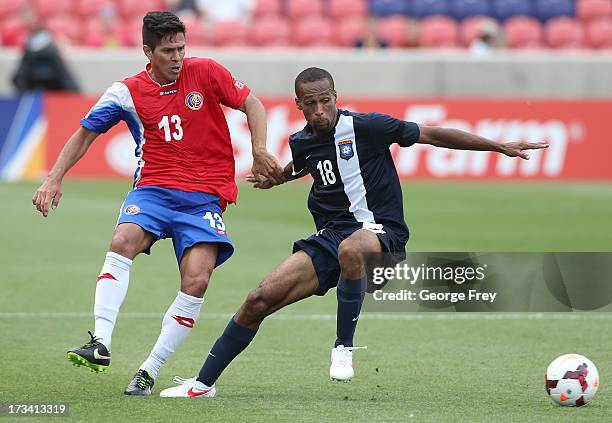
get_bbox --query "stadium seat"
[336,17,368,47]
[413,0,450,19]
[450,0,492,21]
[368,0,410,17]
[493,0,533,21]
[35,0,75,20]
[545,17,584,48]
[0,16,26,46]
[0,0,26,19]
[45,15,82,45]
[504,16,543,48]
[585,17,612,48]
[253,0,282,18]
[76,0,114,19]
[534,0,575,22]
[418,15,459,47]
[286,0,323,20]
[118,0,163,20]
[183,18,208,46]
[209,21,248,46]
[577,0,612,22]
[292,16,333,47]
[460,16,497,46]
[329,0,368,20]
[250,15,291,46]
[81,18,104,47]
[375,15,410,47]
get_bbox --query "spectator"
[355,19,388,49]
[469,19,502,56]
[165,0,200,17]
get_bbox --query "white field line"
[1,312,612,321]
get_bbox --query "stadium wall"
[1,49,612,97]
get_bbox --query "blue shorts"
[293,221,407,296]
[117,186,233,267]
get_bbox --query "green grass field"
[1,180,612,422]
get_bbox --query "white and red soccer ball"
[545,353,599,407]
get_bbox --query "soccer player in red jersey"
[32,11,282,395]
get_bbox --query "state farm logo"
[398,105,580,178]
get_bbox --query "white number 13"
[158,115,183,142]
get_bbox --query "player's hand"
[251,150,284,185]
[246,173,284,189]
[500,141,549,160]
[32,177,63,217]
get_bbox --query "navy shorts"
[117,186,233,267]
[293,222,407,296]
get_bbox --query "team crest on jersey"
[338,139,354,160]
[185,91,204,110]
[124,205,140,215]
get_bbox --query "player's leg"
[67,223,156,372]
[128,243,217,395]
[159,251,319,398]
[330,228,382,381]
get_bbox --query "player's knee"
[244,287,272,318]
[338,241,363,268]
[109,232,140,259]
[181,273,210,298]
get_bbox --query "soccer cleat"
[124,369,155,396]
[159,376,216,398]
[329,345,367,382]
[66,331,110,373]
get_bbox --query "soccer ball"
[545,353,599,407]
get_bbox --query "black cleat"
[124,369,155,396]
[67,331,110,373]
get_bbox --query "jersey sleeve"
[80,82,130,134]
[207,59,251,109]
[289,136,307,175]
[367,112,420,150]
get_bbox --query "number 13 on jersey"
[158,115,183,142]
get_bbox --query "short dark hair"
[142,11,185,51]
[294,67,335,97]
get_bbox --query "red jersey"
[81,57,250,207]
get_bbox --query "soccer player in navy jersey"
[159,67,548,397]
[32,11,282,395]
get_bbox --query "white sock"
[140,291,204,380]
[93,252,132,350]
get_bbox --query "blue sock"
[197,318,257,386]
[335,275,366,348]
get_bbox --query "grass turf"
[1,180,611,422]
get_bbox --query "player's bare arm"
[246,161,308,189]
[417,125,549,159]
[239,92,284,184]
[32,126,99,217]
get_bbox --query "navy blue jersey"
[289,109,420,244]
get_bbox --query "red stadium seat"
[586,17,612,48]
[375,16,410,48]
[0,0,27,19]
[418,16,459,48]
[336,17,368,47]
[328,0,368,20]
[286,0,323,20]
[45,15,82,45]
[460,15,489,46]
[253,0,282,18]
[545,17,584,48]
[250,15,290,46]
[504,16,543,48]
[118,0,163,20]
[293,16,333,47]
[577,0,612,22]
[76,0,114,19]
[0,16,26,46]
[35,0,75,20]
[183,18,208,46]
[209,21,248,46]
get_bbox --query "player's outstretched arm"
[416,125,549,159]
[246,161,308,189]
[32,126,99,217]
[239,93,284,184]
